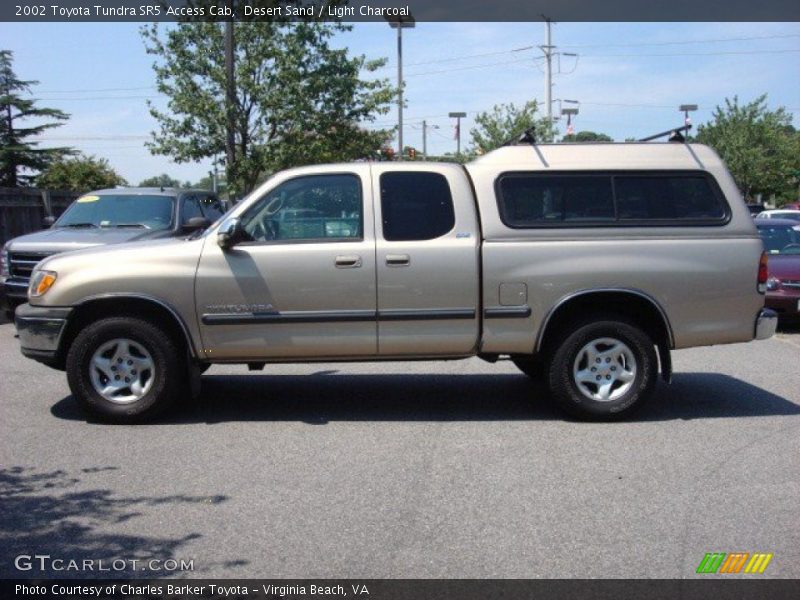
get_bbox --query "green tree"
[139,173,182,188]
[190,173,226,193]
[562,130,613,142]
[469,100,554,155]
[0,50,72,187]
[695,95,800,202]
[141,22,394,196]
[36,153,127,192]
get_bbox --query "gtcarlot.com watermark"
[14,554,194,573]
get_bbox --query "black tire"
[66,316,183,423]
[546,317,657,420]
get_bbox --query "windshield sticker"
[77,195,100,203]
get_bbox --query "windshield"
[757,224,800,255]
[56,194,176,230]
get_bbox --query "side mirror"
[217,217,244,249]
[43,215,56,228]
[182,216,211,232]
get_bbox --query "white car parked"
[755,209,800,222]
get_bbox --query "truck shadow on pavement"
[50,371,800,424]
[0,466,233,578]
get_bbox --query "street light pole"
[449,112,466,157]
[679,103,698,127]
[385,14,415,159]
[561,106,579,137]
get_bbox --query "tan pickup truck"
[14,142,776,423]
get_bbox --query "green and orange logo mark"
[696,552,773,574]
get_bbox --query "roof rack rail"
[501,126,538,147]
[639,124,692,143]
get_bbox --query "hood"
[6,227,172,254]
[767,254,800,280]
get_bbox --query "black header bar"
[3,0,800,23]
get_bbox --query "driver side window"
[240,174,362,243]
[182,196,203,223]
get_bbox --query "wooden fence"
[0,188,79,246]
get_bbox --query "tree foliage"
[36,153,127,192]
[695,95,800,202]
[141,21,394,196]
[469,100,554,155]
[139,173,182,188]
[0,50,72,187]
[562,130,613,142]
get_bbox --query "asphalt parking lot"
[1,319,798,579]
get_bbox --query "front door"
[195,169,377,360]
[372,167,480,356]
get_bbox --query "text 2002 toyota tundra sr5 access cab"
[15,142,777,423]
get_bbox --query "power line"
[404,56,543,78]
[31,95,161,101]
[378,45,535,70]
[35,85,157,94]
[560,32,800,48]
[580,48,800,58]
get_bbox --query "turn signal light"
[29,270,57,298]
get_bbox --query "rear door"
[372,166,480,356]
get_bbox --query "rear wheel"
[66,316,183,423]
[546,318,657,420]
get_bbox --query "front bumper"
[754,308,778,340]
[15,303,72,364]
[1,276,30,312]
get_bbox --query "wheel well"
[537,291,673,356]
[57,297,194,367]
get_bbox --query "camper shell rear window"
[495,171,730,228]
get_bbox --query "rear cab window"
[496,171,730,228]
[380,172,456,241]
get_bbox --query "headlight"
[29,270,58,298]
[765,276,781,292]
[0,243,9,277]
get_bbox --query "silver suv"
[1,187,225,318]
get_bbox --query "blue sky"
[1,21,798,184]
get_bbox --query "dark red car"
[757,219,800,325]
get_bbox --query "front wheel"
[547,318,658,420]
[66,316,183,423]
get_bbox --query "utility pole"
[449,112,466,157]
[224,13,235,201]
[421,120,439,159]
[542,16,553,126]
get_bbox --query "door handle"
[335,255,362,268]
[385,254,410,267]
